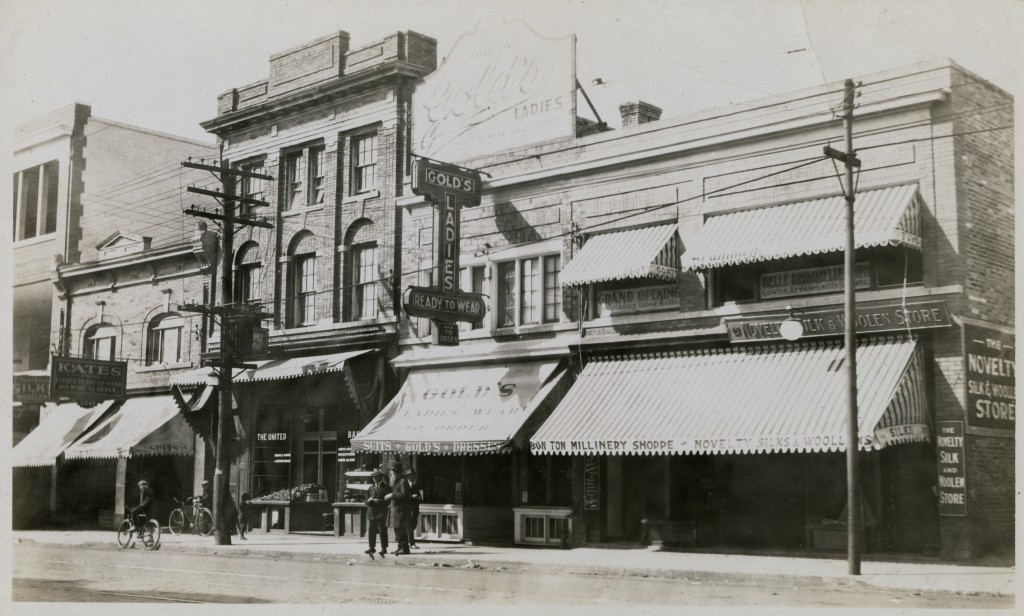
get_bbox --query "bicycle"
[168,496,214,536]
[117,508,161,550]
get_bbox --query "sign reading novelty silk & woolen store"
[411,19,576,162]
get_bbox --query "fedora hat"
[388,460,404,472]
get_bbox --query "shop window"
[525,453,573,507]
[251,408,291,499]
[351,243,379,320]
[146,314,183,364]
[234,241,263,305]
[351,132,378,194]
[496,254,563,328]
[13,160,59,241]
[874,247,923,288]
[85,324,117,361]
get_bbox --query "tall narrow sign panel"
[963,324,1015,431]
[935,421,967,516]
[412,19,576,162]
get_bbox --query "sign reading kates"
[963,324,1015,431]
[725,300,951,343]
[411,19,576,162]
[936,421,967,516]
[50,356,127,400]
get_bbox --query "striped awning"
[530,336,929,456]
[680,184,922,271]
[352,361,569,455]
[64,396,194,460]
[170,350,370,387]
[11,401,115,467]
[561,223,681,286]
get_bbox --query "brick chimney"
[619,101,662,128]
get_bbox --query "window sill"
[136,362,193,373]
[14,233,58,248]
[342,190,380,204]
[493,321,576,336]
[280,205,326,218]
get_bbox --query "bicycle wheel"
[141,519,161,550]
[117,520,135,549]
[168,509,185,535]
[195,509,214,536]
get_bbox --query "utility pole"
[181,152,273,545]
[824,79,862,575]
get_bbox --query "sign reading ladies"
[412,19,576,162]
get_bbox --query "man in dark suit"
[388,461,419,555]
[364,469,391,556]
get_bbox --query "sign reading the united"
[403,286,487,323]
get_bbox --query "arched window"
[288,233,317,327]
[234,241,263,305]
[85,324,117,361]
[345,220,378,321]
[147,314,184,364]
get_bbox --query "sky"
[1,0,1021,145]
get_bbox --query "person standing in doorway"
[388,461,418,555]
[405,467,421,549]
[364,469,391,557]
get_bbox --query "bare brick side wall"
[952,70,1014,326]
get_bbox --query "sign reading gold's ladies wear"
[963,324,1015,431]
[411,19,576,162]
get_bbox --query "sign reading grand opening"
[963,323,1015,431]
[936,421,967,516]
[50,356,127,400]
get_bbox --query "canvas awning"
[530,336,929,456]
[63,395,194,459]
[561,223,681,286]
[11,401,116,467]
[352,360,569,455]
[170,350,370,386]
[680,184,922,271]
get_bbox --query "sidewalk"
[13,529,1015,597]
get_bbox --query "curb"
[12,537,878,593]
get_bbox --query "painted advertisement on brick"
[412,19,575,163]
[963,323,1015,431]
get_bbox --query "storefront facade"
[393,50,1012,561]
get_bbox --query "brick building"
[162,24,1011,562]
[11,104,219,528]
[356,54,1012,562]
[170,31,439,531]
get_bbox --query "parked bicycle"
[168,496,214,536]
[117,508,161,550]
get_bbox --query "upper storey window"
[13,160,59,241]
[281,144,327,211]
[496,254,562,328]
[351,133,377,194]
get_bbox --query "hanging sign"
[50,356,127,400]
[434,320,461,347]
[403,286,486,323]
[963,324,1015,431]
[935,421,967,516]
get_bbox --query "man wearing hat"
[364,469,391,557]
[130,480,155,529]
[194,479,212,510]
[388,461,419,555]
